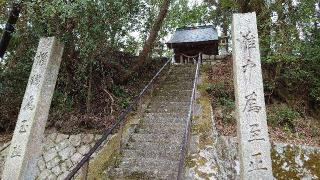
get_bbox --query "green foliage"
[205,83,229,99]
[111,85,127,98]
[0,0,173,132]
[198,82,235,111]
[120,98,130,108]
[267,104,300,132]
[218,96,235,110]
[0,0,319,132]
[258,0,320,111]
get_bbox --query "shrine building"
[166,25,219,63]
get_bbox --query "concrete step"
[164,75,195,81]
[130,133,183,144]
[165,76,195,82]
[155,90,192,97]
[137,122,185,135]
[116,157,179,179]
[169,66,196,73]
[147,101,189,111]
[165,75,195,80]
[156,84,194,92]
[167,73,195,78]
[125,141,181,152]
[143,113,188,124]
[104,65,197,180]
[152,94,191,102]
[122,148,180,161]
[161,81,194,87]
[155,89,192,94]
[146,102,190,113]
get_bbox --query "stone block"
[2,37,64,180]
[232,12,272,179]
[78,145,91,155]
[71,153,83,164]
[56,139,71,152]
[55,134,69,144]
[69,135,81,147]
[58,146,76,161]
[44,147,58,162]
[38,169,51,180]
[47,133,57,142]
[51,165,62,176]
[57,171,70,180]
[37,157,46,171]
[82,134,94,144]
[47,156,60,169]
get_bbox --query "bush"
[267,104,300,133]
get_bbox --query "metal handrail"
[65,59,171,180]
[176,60,200,180]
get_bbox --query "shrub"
[267,104,299,132]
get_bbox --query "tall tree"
[117,0,171,84]
[133,0,171,71]
[0,3,21,58]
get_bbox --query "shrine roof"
[167,25,218,44]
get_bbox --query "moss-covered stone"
[272,144,320,179]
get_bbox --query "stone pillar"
[2,37,64,180]
[231,12,273,179]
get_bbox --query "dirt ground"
[203,58,320,147]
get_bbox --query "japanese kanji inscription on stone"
[232,12,273,179]
[2,37,64,180]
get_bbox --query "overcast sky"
[188,0,203,7]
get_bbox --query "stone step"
[150,92,192,101]
[122,148,180,161]
[164,76,195,81]
[104,65,197,180]
[125,141,181,152]
[165,76,195,82]
[168,72,195,77]
[130,133,183,144]
[152,94,191,103]
[146,102,190,113]
[137,122,185,135]
[143,113,188,124]
[146,103,190,113]
[156,84,194,92]
[155,89,192,94]
[170,65,196,70]
[161,81,194,87]
[169,67,196,73]
[116,157,179,179]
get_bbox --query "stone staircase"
[106,64,197,180]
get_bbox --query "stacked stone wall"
[0,133,102,179]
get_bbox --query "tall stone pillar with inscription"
[232,12,273,179]
[2,37,64,180]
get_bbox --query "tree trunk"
[236,0,251,13]
[0,3,21,58]
[222,15,229,52]
[132,0,170,71]
[86,61,93,114]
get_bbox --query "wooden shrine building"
[166,25,219,63]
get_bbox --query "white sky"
[188,0,203,7]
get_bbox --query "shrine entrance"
[178,53,202,64]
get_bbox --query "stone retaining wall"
[0,133,102,179]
